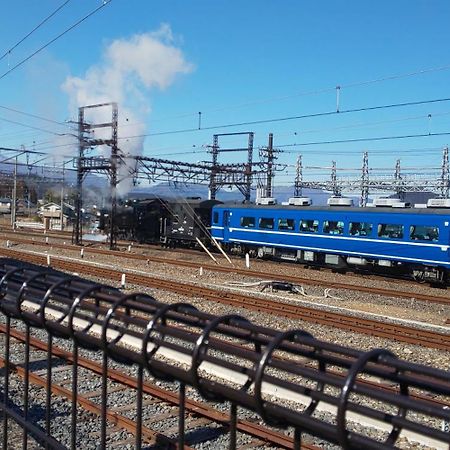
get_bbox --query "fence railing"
[14,221,45,230]
[0,261,449,449]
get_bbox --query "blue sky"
[1,0,450,187]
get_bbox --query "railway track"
[1,324,317,449]
[1,246,449,351]
[2,232,450,307]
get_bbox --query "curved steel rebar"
[0,261,448,449]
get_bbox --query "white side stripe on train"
[226,237,450,267]
[210,226,448,250]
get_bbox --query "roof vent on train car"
[391,202,411,208]
[288,197,312,206]
[373,198,403,207]
[256,197,278,205]
[426,198,450,208]
[327,197,354,207]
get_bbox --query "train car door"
[222,210,231,242]
[160,217,167,244]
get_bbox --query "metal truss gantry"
[258,133,283,198]
[126,156,258,189]
[73,102,119,249]
[122,132,278,203]
[207,132,254,201]
[296,147,450,205]
[73,119,272,246]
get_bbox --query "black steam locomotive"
[98,197,221,247]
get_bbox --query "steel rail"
[0,357,188,449]
[1,324,314,450]
[2,231,449,306]
[0,262,449,449]
[0,248,448,351]
[6,323,446,414]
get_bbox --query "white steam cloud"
[62,24,193,193]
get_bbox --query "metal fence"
[0,261,449,449]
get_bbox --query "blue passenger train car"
[211,204,450,283]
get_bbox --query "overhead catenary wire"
[4,125,444,160]
[2,92,450,152]
[113,96,450,141]
[279,131,450,149]
[0,116,69,136]
[0,104,71,127]
[112,61,450,123]
[0,0,72,62]
[17,95,444,144]
[0,0,112,80]
[2,53,450,134]
[2,137,448,177]
[3,95,450,169]
[200,63,450,115]
[274,110,450,138]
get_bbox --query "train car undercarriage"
[226,243,448,285]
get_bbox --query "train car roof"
[166,198,222,207]
[214,203,450,215]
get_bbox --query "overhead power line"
[4,97,450,156]
[116,96,450,140]
[0,104,70,127]
[0,0,72,62]
[135,62,450,120]
[3,96,450,157]
[0,0,112,80]
[9,104,450,152]
[280,131,450,149]
[0,116,66,136]
[0,146,48,155]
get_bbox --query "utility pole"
[441,146,449,198]
[360,152,369,207]
[109,104,119,250]
[11,155,17,229]
[208,135,219,200]
[259,133,279,199]
[245,132,254,202]
[294,155,303,197]
[74,107,87,245]
[331,160,340,197]
[60,162,65,231]
[265,133,274,198]
[394,159,404,200]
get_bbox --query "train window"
[259,217,274,229]
[409,225,439,241]
[241,216,255,228]
[213,212,219,224]
[299,219,319,233]
[323,220,344,235]
[349,222,373,237]
[278,218,295,230]
[378,223,404,239]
